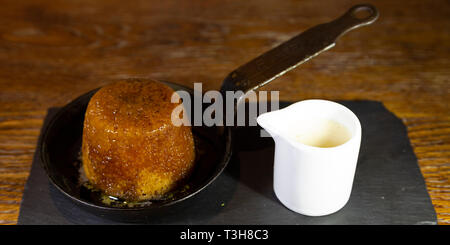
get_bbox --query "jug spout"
[257,107,303,162]
[256,103,302,148]
[256,110,282,139]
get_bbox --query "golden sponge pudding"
[82,79,195,201]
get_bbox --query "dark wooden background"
[0,0,448,224]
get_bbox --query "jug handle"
[220,4,378,101]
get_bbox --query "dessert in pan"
[82,80,195,201]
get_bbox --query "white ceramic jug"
[257,99,362,216]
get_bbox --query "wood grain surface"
[0,0,448,225]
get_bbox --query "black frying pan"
[40,4,378,222]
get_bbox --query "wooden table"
[0,0,448,225]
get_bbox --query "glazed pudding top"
[86,79,178,133]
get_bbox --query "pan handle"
[220,4,378,98]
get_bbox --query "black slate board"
[17,101,437,225]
